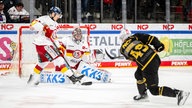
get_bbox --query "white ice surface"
[0,67,192,108]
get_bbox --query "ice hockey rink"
[0,67,191,108]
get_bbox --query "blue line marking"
[132,30,192,34]
[0,30,192,35]
[0,31,17,34]
[90,30,192,34]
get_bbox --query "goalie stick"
[51,39,92,86]
[105,49,124,59]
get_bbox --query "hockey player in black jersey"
[119,29,190,106]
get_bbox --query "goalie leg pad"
[77,61,111,83]
[98,69,112,83]
[40,71,70,84]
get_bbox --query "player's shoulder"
[134,33,150,36]
[38,15,50,20]
[37,15,58,25]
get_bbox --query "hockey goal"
[16,24,90,77]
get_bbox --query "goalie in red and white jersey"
[27,7,84,85]
[59,27,111,83]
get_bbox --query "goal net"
[14,24,90,77]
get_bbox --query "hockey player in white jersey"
[27,7,84,85]
[59,27,111,83]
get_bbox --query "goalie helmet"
[49,6,62,18]
[119,29,132,42]
[72,28,82,44]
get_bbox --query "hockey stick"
[51,39,92,86]
[105,49,124,59]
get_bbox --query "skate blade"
[134,99,150,102]
[27,74,33,84]
[180,92,190,105]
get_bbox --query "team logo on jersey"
[73,50,82,59]
[82,46,87,49]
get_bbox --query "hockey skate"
[133,92,148,101]
[27,73,40,85]
[67,74,85,84]
[177,90,190,105]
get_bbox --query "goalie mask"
[72,28,82,44]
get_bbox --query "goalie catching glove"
[93,49,105,62]
[82,49,105,63]
[43,25,54,38]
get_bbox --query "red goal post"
[18,25,90,77]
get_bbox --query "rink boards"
[0,24,192,74]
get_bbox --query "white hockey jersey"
[60,36,91,67]
[30,15,59,46]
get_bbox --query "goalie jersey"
[60,36,91,67]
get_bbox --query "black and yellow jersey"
[120,33,162,71]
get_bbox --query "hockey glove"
[94,49,105,61]
[155,43,165,52]
[43,25,54,38]
[58,45,65,56]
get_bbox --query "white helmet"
[72,28,82,44]
[119,29,132,41]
